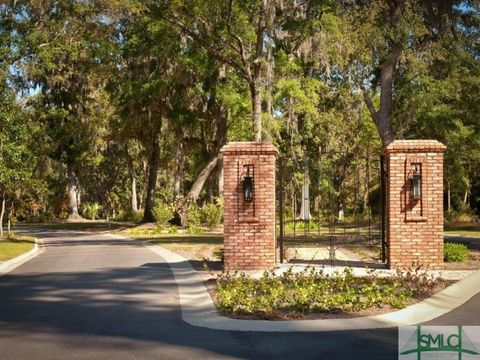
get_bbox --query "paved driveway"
[0,229,478,359]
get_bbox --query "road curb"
[0,238,44,275]
[111,233,480,332]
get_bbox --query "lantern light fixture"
[243,166,254,203]
[411,165,422,201]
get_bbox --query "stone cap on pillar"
[384,140,446,154]
[220,141,279,156]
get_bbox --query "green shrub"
[444,243,470,262]
[127,228,162,236]
[187,204,202,228]
[201,203,223,229]
[445,208,478,223]
[215,267,437,317]
[153,202,172,229]
[168,226,179,234]
[128,210,144,222]
[117,210,144,222]
[285,220,322,231]
[25,213,49,223]
[186,225,203,234]
[82,203,101,220]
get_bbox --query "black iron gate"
[276,154,387,266]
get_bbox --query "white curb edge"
[0,238,44,275]
[110,233,480,332]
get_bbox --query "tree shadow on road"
[0,260,398,359]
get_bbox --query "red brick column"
[385,140,446,269]
[221,142,278,270]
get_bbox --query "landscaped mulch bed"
[203,268,452,321]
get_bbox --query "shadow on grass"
[444,237,480,251]
[445,222,480,238]
[0,238,35,245]
[445,222,480,231]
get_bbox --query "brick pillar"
[221,142,278,270]
[385,140,446,270]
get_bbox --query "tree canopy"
[1,0,479,225]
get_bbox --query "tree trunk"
[218,156,224,199]
[463,177,470,206]
[77,189,81,210]
[447,181,451,212]
[338,202,345,222]
[265,41,274,119]
[363,1,404,147]
[291,186,296,222]
[138,188,143,210]
[67,165,81,220]
[214,99,227,200]
[250,81,262,142]
[125,145,138,213]
[187,155,219,203]
[178,155,219,227]
[206,175,214,203]
[299,162,311,220]
[0,195,5,238]
[363,44,401,147]
[131,177,138,213]
[376,45,401,146]
[143,134,161,223]
[7,200,13,235]
[131,173,138,212]
[363,153,370,215]
[174,140,184,199]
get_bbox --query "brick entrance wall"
[221,142,278,270]
[385,140,446,270]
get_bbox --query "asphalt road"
[0,229,479,360]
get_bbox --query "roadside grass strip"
[0,235,36,263]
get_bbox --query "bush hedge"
[153,202,172,229]
[444,243,470,262]
[82,203,101,220]
[186,204,202,228]
[216,267,437,317]
[201,203,223,229]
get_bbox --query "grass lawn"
[0,234,36,263]
[445,222,480,237]
[445,230,480,237]
[124,229,224,270]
